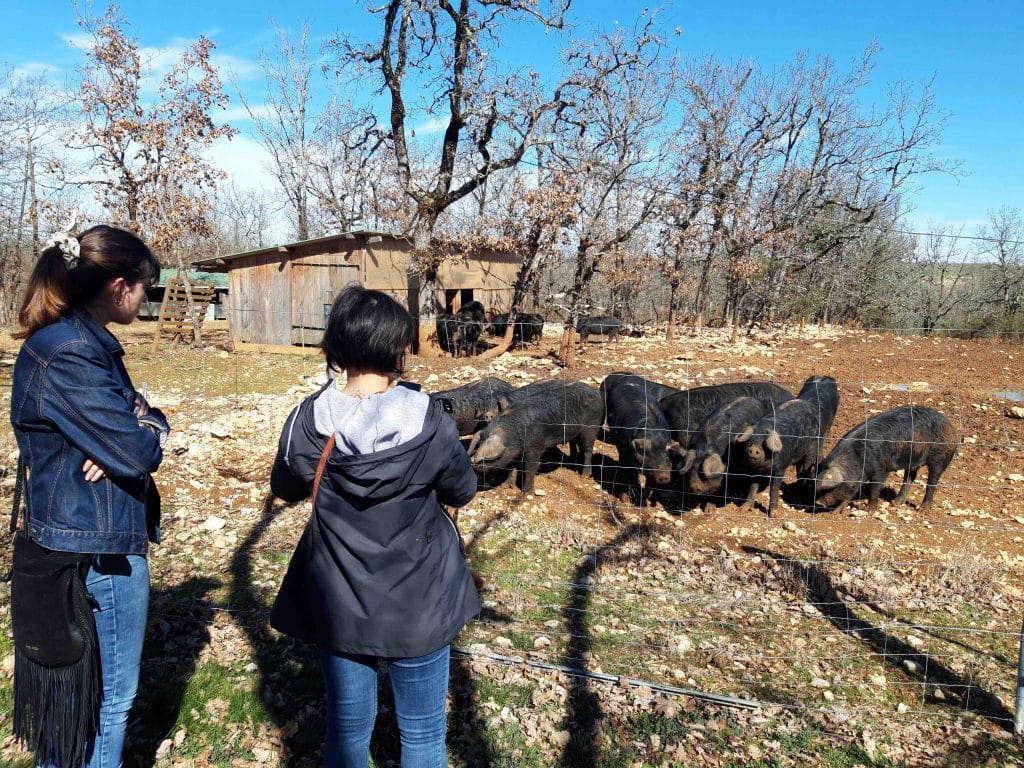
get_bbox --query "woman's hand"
[132,392,150,418]
[82,458,107,483]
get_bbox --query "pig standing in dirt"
[814,406,958,513]
[682,395,777,502]
[737,375,840,516]
[600,373,686,504]
[658,381,794,450]
[430,377,514,436]
[468,381,604,494]
[453,301,486,357]
[576,315,622,342]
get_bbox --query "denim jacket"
[10,309,168,555]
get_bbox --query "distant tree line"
[1,2,1021,343]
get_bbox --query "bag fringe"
[12,617,101,768]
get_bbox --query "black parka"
[269,385,480,657]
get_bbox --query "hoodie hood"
[285,389,453,503]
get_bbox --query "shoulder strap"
[311,435,336,510]
[9,457,26,534]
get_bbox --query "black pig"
[467,381,604,494]
[815,406,958,512]
[436,314,459,355]
[683,396,776,499]
[736,375,840,516]
[488,312,544,346]
[452,301,486,357]
[577,315,621,342]
[658,381,794,450]
[431,377,515,436]
[600,373,686,502]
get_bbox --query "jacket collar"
[72,308,125,356]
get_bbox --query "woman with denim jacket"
[270,285,479,768]
[11,224,169,768]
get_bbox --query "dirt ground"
[404,322,1024,564]
[2,320,1023,767]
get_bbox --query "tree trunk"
[412,216,444,356]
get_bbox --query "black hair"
[321,285,414,377]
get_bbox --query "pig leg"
[766,476,783,517]
[577,427,598,479]
[830,498,851,515]
[519,448,543,494]
[894,468,917,506]
[740,481,760,511]
[921,457,951,509]
[866,482,883,509]
[615,444,635,503]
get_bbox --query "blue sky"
[2,0,1022,233]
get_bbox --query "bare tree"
[549,20,674,365]
[0,69,69,322]
[977,206,1024,320]
[213,181,280,253]
[334,0,585,348]
[307,99,406,232]
[893,226,972,333]
[74,4,235,340]
[238,22,318,241]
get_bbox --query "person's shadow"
[123,576,220,767]
[228,493,326,767]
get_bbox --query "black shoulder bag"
[7,456,101,768]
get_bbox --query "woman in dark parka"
[269,285,479,768]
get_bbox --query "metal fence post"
[1016,620,1024,737]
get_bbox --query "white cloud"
[411,116,449,136]
[205,133,277,191]
[216,103,275,124]
[59,30,260,98]
[10,61,63,79]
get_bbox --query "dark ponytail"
[15,225,160,339]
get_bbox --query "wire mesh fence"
[1,308,1022,764]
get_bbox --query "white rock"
[201,516,227,532]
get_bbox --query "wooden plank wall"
[226,254,290,345]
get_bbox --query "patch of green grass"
[820,743,894,767]
[474,675,536,710]
[626,710,692,743]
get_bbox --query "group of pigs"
[435,310,633,359]
[436,303,547,358]
[432,371,960,515]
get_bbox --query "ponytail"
[15,225,159,339]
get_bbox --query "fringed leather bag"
[8,457,101,768]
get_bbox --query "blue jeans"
[83,554,149,768]
[318,645,450,768]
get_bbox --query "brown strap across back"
[311,434,336,509]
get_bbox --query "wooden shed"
[193,231,520,347]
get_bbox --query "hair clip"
[44,210,82,270]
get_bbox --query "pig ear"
[735,425,754,443]
[766,430,783,453]
[666,442,686,461]
[702,453,725,479]
[817,467,843,489]
[471,433,504,463]
[679,449,695,473]
[631,438,652,457]
[496,395,512,413]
